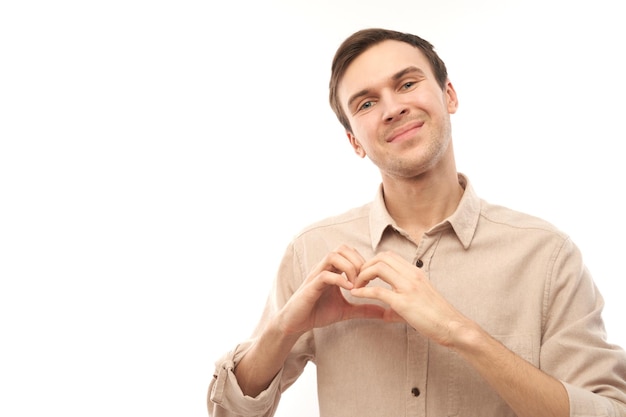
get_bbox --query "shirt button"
[411,387,421,397]
[415,259,424,268]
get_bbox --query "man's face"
[338,40,459,180]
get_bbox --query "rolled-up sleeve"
[208,342,284,417]
[565,382,626,417]
[207,242,314,417]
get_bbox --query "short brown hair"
[329,28,449,132]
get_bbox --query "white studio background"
[0,1,624,417]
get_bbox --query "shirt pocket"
[447,334,536,417]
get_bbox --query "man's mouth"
[385,120,424,143]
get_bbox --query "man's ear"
[445,80,459,114]
[347,131,366,158]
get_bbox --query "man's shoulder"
[480,200,566,238]
[295,201,372,238]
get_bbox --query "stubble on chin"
[382,120,452,179]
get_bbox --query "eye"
[401,81,415,90]
[358,101,374,111]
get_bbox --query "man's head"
[329,28,449,133]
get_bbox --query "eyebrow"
[346,66,427,109]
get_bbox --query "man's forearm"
[234,318,303,398]
[452,322,569,417]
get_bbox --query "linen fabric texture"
[208,175,626,417]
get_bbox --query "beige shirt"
[209,175,626,417]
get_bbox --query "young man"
[208,28,626,417]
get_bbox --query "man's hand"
[234,245,386,397]
[277,245,386,336]
[350,250,469,347]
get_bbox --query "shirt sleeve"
[207,242,315,417]
[207,341,284,417]
[541,236,626,416]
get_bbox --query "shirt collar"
[369,173,481,250]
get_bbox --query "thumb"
[343,302,386,321]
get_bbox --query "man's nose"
[382,93,409,123]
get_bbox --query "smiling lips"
[385,120,425,143]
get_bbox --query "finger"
[354,260,397,289]
[311,245,363,284]
[309,270,354,293]
[358,251,417,289]
[350,283,392,304]
[349,287,409,324]
[361,250,406,272]
[342,302,386,321]
[379,251,414,276]
[306,248,356,284]
[334,245,366,282]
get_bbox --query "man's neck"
[381,170,464,243]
